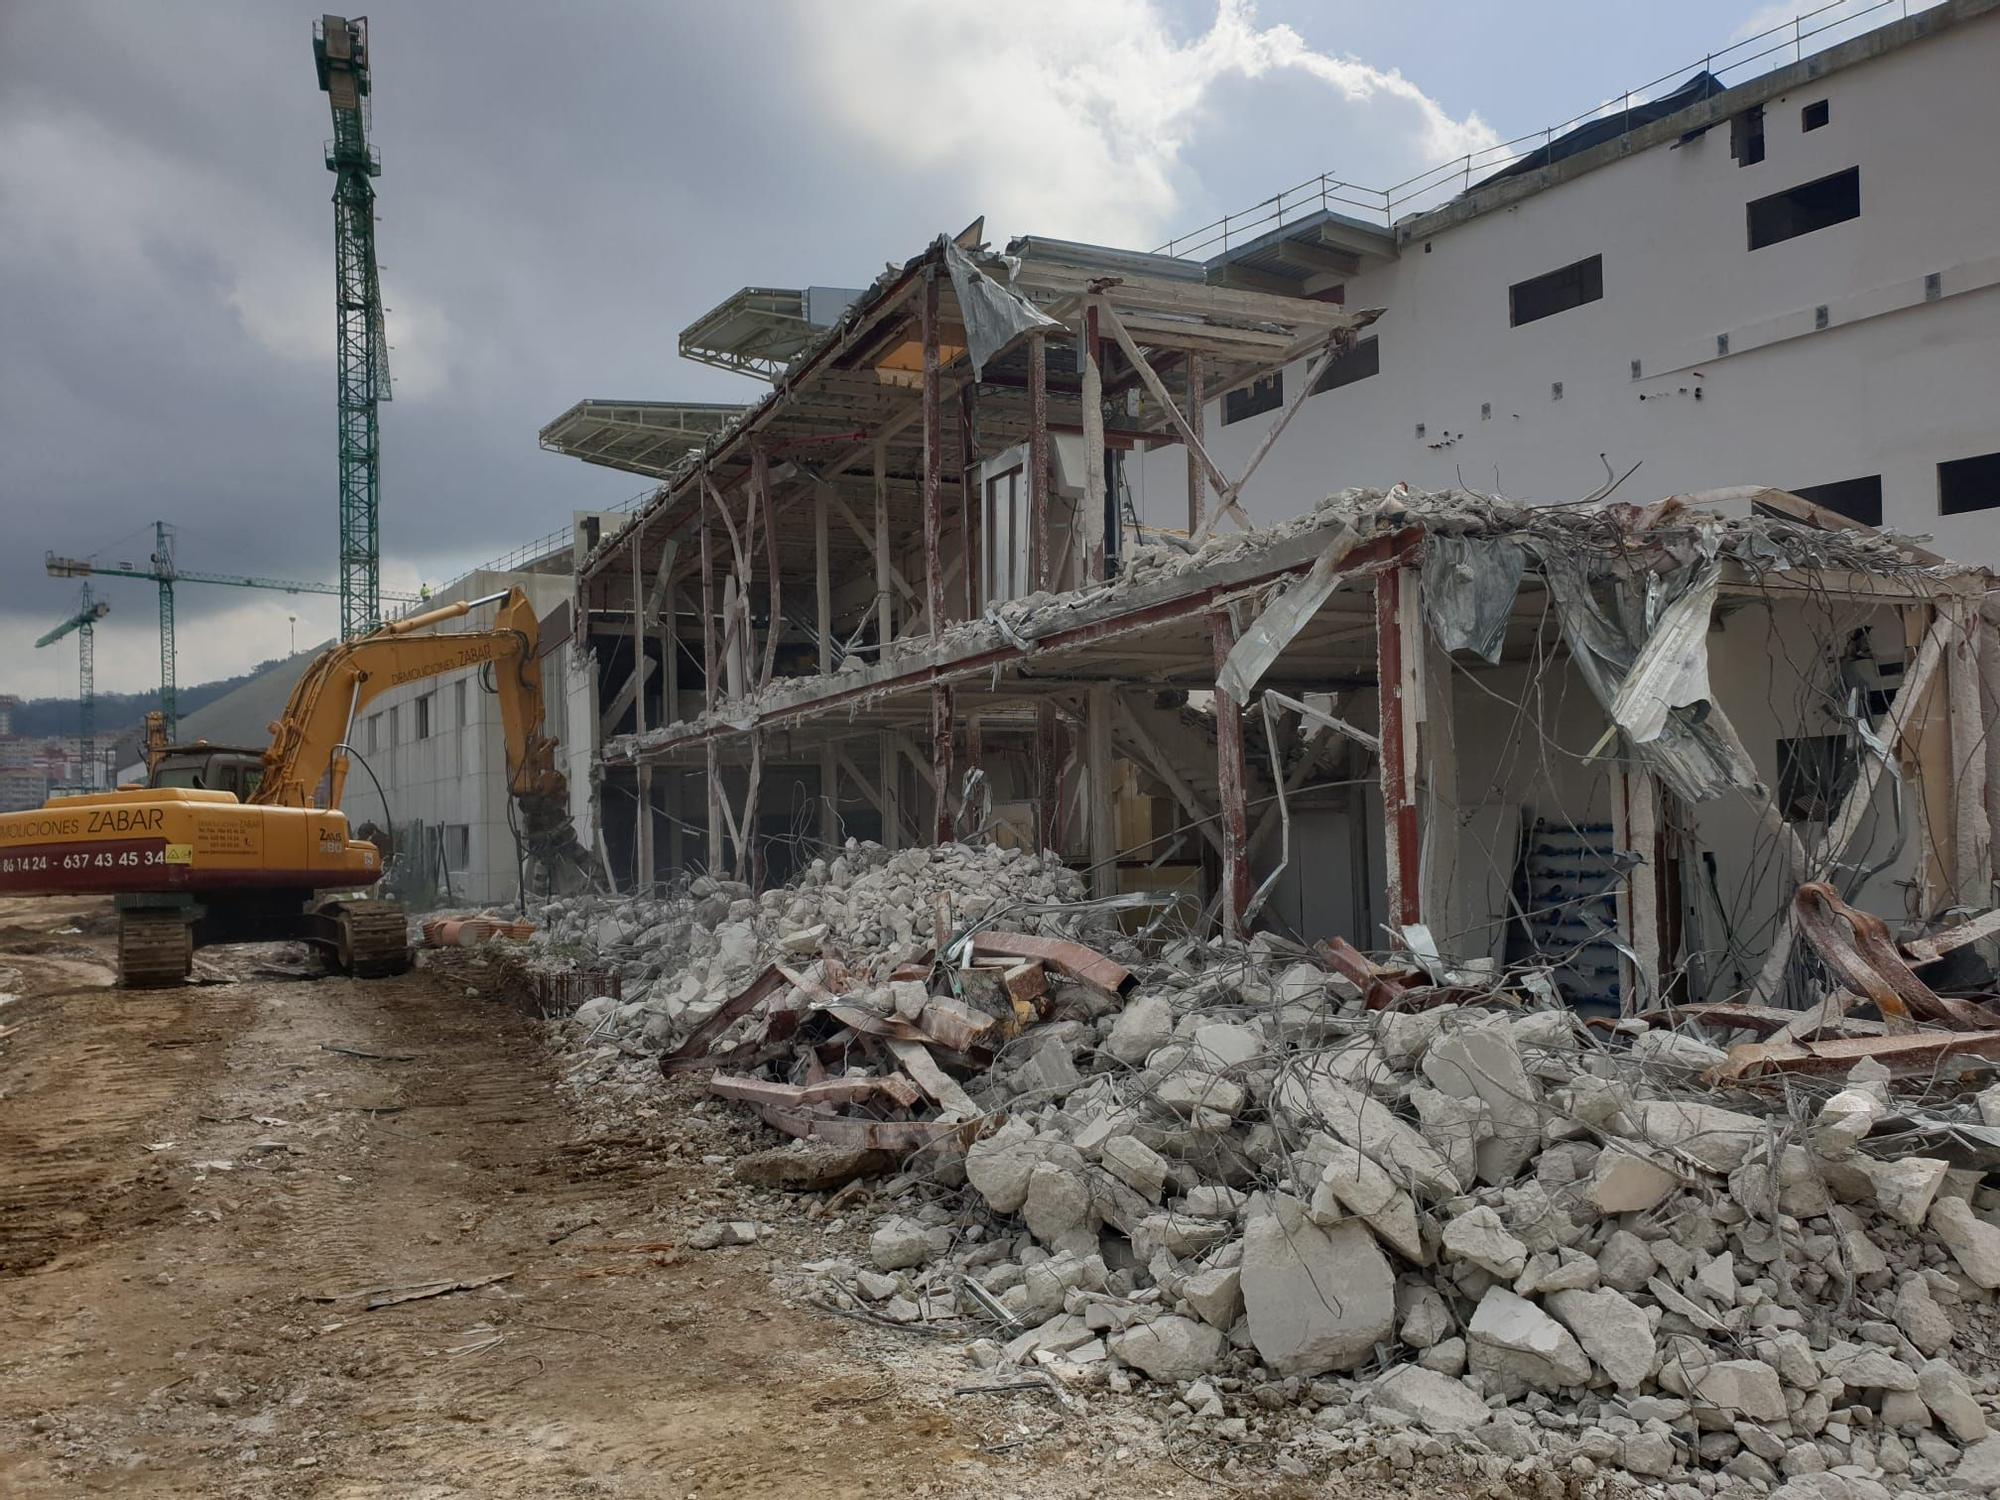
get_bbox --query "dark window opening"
[1222,372,1283,425]
[1939,451,2000,515]
[414,692,433,740]
[1778,734,1857,823]
[1747,166,1859,250]
[1510,255,1602,327]
[1731,105,1765,165]
[1791,475,1882,527]
[1310,336,1379,395]
[1802,99,1830,131]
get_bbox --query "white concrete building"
[1136,0,2000,561]
[339,565,577,907]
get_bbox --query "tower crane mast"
[313,14,391,639]
[35,586,110,792]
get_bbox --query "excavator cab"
[147,743,266,802]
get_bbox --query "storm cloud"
[1,0,1779,697]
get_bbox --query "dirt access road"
[0,896,1240,1500]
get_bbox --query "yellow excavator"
[0,588,583,986]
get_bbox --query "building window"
[445,824,470,870]
[1801,100,1830,131]
[1939,451,2000,515]
[1747,167,1859,250]
[1792,475,1882,527]
[1222,372,1283,426]
[454,678,468,729]
[414,692,433,740]
[1509,255,1602,328]
[387,706,399,745]
[365,714,379,754]
[1778,735,1857,823]
[1731,105,1765,165]
[1310,336,1380,396]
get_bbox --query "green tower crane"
[313,14,392,639]
[46,522,420,740]
[36,586,110,792]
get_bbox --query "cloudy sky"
[0,0,1892,702]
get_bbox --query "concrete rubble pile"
[533,840,1093,1054]
[526,844,2000,1497]
[556,855,2000,1498]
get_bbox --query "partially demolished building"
[555,226,1998,1019]
[511,16,2000,1489]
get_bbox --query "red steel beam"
[1211,610,1251,941]
[969,930,1136,999]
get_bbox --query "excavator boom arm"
[251,589,560,812]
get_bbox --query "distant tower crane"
[47,522,419,741]
[314,14,392,639]
[36,586,110,792]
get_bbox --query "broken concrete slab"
[1547,1285,1656,1392]
[1273,1070,1460,1201]
[1409,1085,1489,1189]
[1104,995,1175,1065]
[1931,1196,2000,1288]
[1919,1358,1989,1443]
[732,1140,898,1191]
[1371,1364,1490,1433]
[1241,1194,1395,1377]
[1466,1287,1590,1394]
[1308,1136,1428,1263]
[1623,1099,1766,1175]
[869,1216,934,1271]
[1099,1134,1169,1203]
[1421,1014,1542,1186]
[1441,1205,1527,1279]
[1586,1146,1679,1214]
[1108,1314,1224,1380]
[1856,1154,1950,1230]
[1179,1265,1243,1330]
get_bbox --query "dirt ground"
[0,896,1273,1500]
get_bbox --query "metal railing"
[1155,0,1923,259]
[464,485,654,579]
[376,486,655,623]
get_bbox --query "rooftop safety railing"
[1154,0,1923,259]
[380,486,654,621]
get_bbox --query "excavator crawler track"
[310,898,412,979]
[117,913,192,989]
